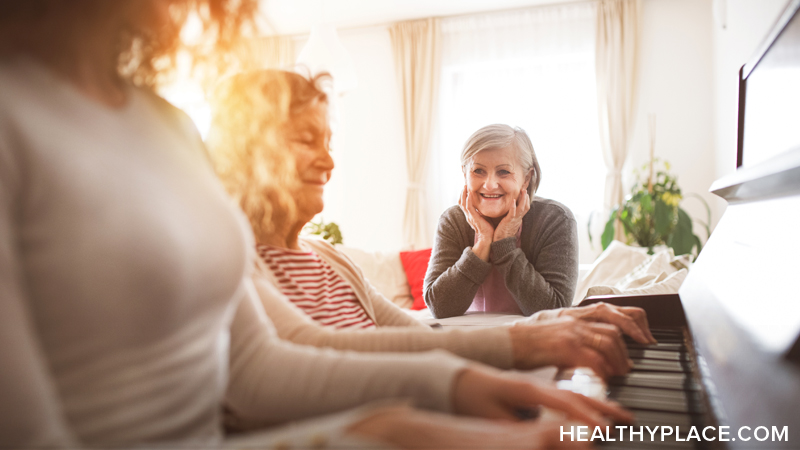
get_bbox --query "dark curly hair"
[0,0,258,89]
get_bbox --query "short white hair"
[460,124,541,196]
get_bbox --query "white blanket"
[573,241,691,305]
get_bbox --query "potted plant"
[304,218,344,245]
[594,158,710,257]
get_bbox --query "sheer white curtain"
[595,0,641,240]
[390,18,442,249]
[427,2,604,262]
[242,36,296,71]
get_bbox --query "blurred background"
[164,0,789,264]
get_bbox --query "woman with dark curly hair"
[0,0,256,445]
[0,1,632,449]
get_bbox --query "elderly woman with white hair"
[424,124,578,318]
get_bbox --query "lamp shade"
[296,24,358,94]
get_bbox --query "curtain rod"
[272,0,598,39]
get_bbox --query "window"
[426,3,604,262]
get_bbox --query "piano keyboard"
[557,327,714,449]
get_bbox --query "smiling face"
[465,146,531,219]
[287,100,334,224]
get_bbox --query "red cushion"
[399,248,432,310]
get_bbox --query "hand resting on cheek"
[493,186,531,242]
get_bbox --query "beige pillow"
[337,246,414,309]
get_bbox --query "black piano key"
[615,398,691,414]
[641,328,682,334]
[628,349,688,361]
[609,372,700,391]
[628,333,684,344]
[609,386,706,414]
[631,359,690,373]
[648,327,685,335]
[633,335,684,344]
[612,397,690,414]
[626,342,686,352]
[632,410,693,429]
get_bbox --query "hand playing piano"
[509,316,633,378]
[523,302,657,345]
[452,365,634,427]
[349,405,597,450]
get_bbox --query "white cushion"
[337,246,414,309]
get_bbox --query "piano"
[558,1,800,448]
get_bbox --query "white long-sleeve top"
[0,58,466,449]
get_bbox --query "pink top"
[467,227,524,315]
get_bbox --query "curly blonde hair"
[207,70,331,240]
[0,0,257,89]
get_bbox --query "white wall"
[304,0,789,256]
[298,27,410,252]
[626,0,717,243]
[712,0,788,183]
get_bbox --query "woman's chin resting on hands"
[424,124,580,318]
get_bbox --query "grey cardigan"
[423,197,579,318]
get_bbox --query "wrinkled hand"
[452,366,633,427]
[494,187,530,242]
[530,303,657,345]
[459,185,494,261]
[509,317,632,378]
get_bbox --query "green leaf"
[303,218,344,245]
[683,193,712,240]
[601,209,617,250]
[694,234,703,257]
[667,208,696,256]
[654,199,674,236]
[640,194,653,213]
[618,206,637,237]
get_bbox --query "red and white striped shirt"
[257,245,376,330]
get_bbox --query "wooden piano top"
[578,178,800,449]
